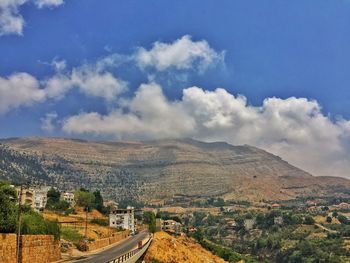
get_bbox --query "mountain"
[0,137,349,203]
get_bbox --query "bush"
[75,241,88,251]
[337,214,349,225]
[61,227,84,242]
[21,211,60,240]
[303,216,315,225]
[46,199,70,212]
[90,218,109,226]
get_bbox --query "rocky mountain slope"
[0,137,349,202]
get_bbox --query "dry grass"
[144,232,226,263]
[43,207,117,240]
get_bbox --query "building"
[271,203,281,209]
[274,216,284,226]
[103,200,118,209]
[155,218,182,233]
[226,220,236,229]
[33,187,50,211]
[306,200,317,207]
[162,220,181,233]
[187,227,198,233]
[244,219,256,230]
[16,187,35,207]
[337,202,350,210]
[61,192,75,206]
[109,206,135,234]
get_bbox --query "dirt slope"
[144,232,226,263]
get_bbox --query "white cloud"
[34,0,64,8]
[62,83,350,178]
[51,59,67,72]
[62,83,195,138]
[135,35,224,72]
[0,0,65,36]
[0,57,127,113]
[0,73,45,113]
[69,66,127,101]
[44,59,128,101]
[0,0,26,36]
[40,112,58,132]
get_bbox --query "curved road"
[74,231,149,263]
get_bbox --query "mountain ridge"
[0,137,349,203]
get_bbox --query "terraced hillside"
[0,137,349,203]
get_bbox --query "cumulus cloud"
[62,83,195,138]
[62,83,350,178]
[0,58,127,113]
[44,59,128,101]
[69,66,127,101]
[135,35,224,72]
[40,112,58,132]
[0,0,26,36]
[0,0,65,36]
[0,73,45,113]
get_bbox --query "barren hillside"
[144,232,227,263]
[0,137,349,202]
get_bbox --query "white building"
[109,206,135,234]
[16,186,50,211]
[33,187,50,211]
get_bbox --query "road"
[74,231,149,263]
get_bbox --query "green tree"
[74,190,95,238]
[93,190,106,214]
[337,214,349,225]
[46,187,71,212]
[47,187,60,203]
[74,190,95,211]
[0,181,17,233]
[303,216,315,225]
[143,211,156,233]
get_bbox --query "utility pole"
[85,205,88,238]
[16,185,23,263]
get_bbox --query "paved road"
[74,231,149,263]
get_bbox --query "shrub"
[303,216,315,225]
[90,218,109,226]
[337,215,349,225]
[21,211,60,240]
[75,241,88,251]
[61,227,84,243]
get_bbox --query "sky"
[0,0,349,178]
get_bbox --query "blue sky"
[0,0,349,177]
